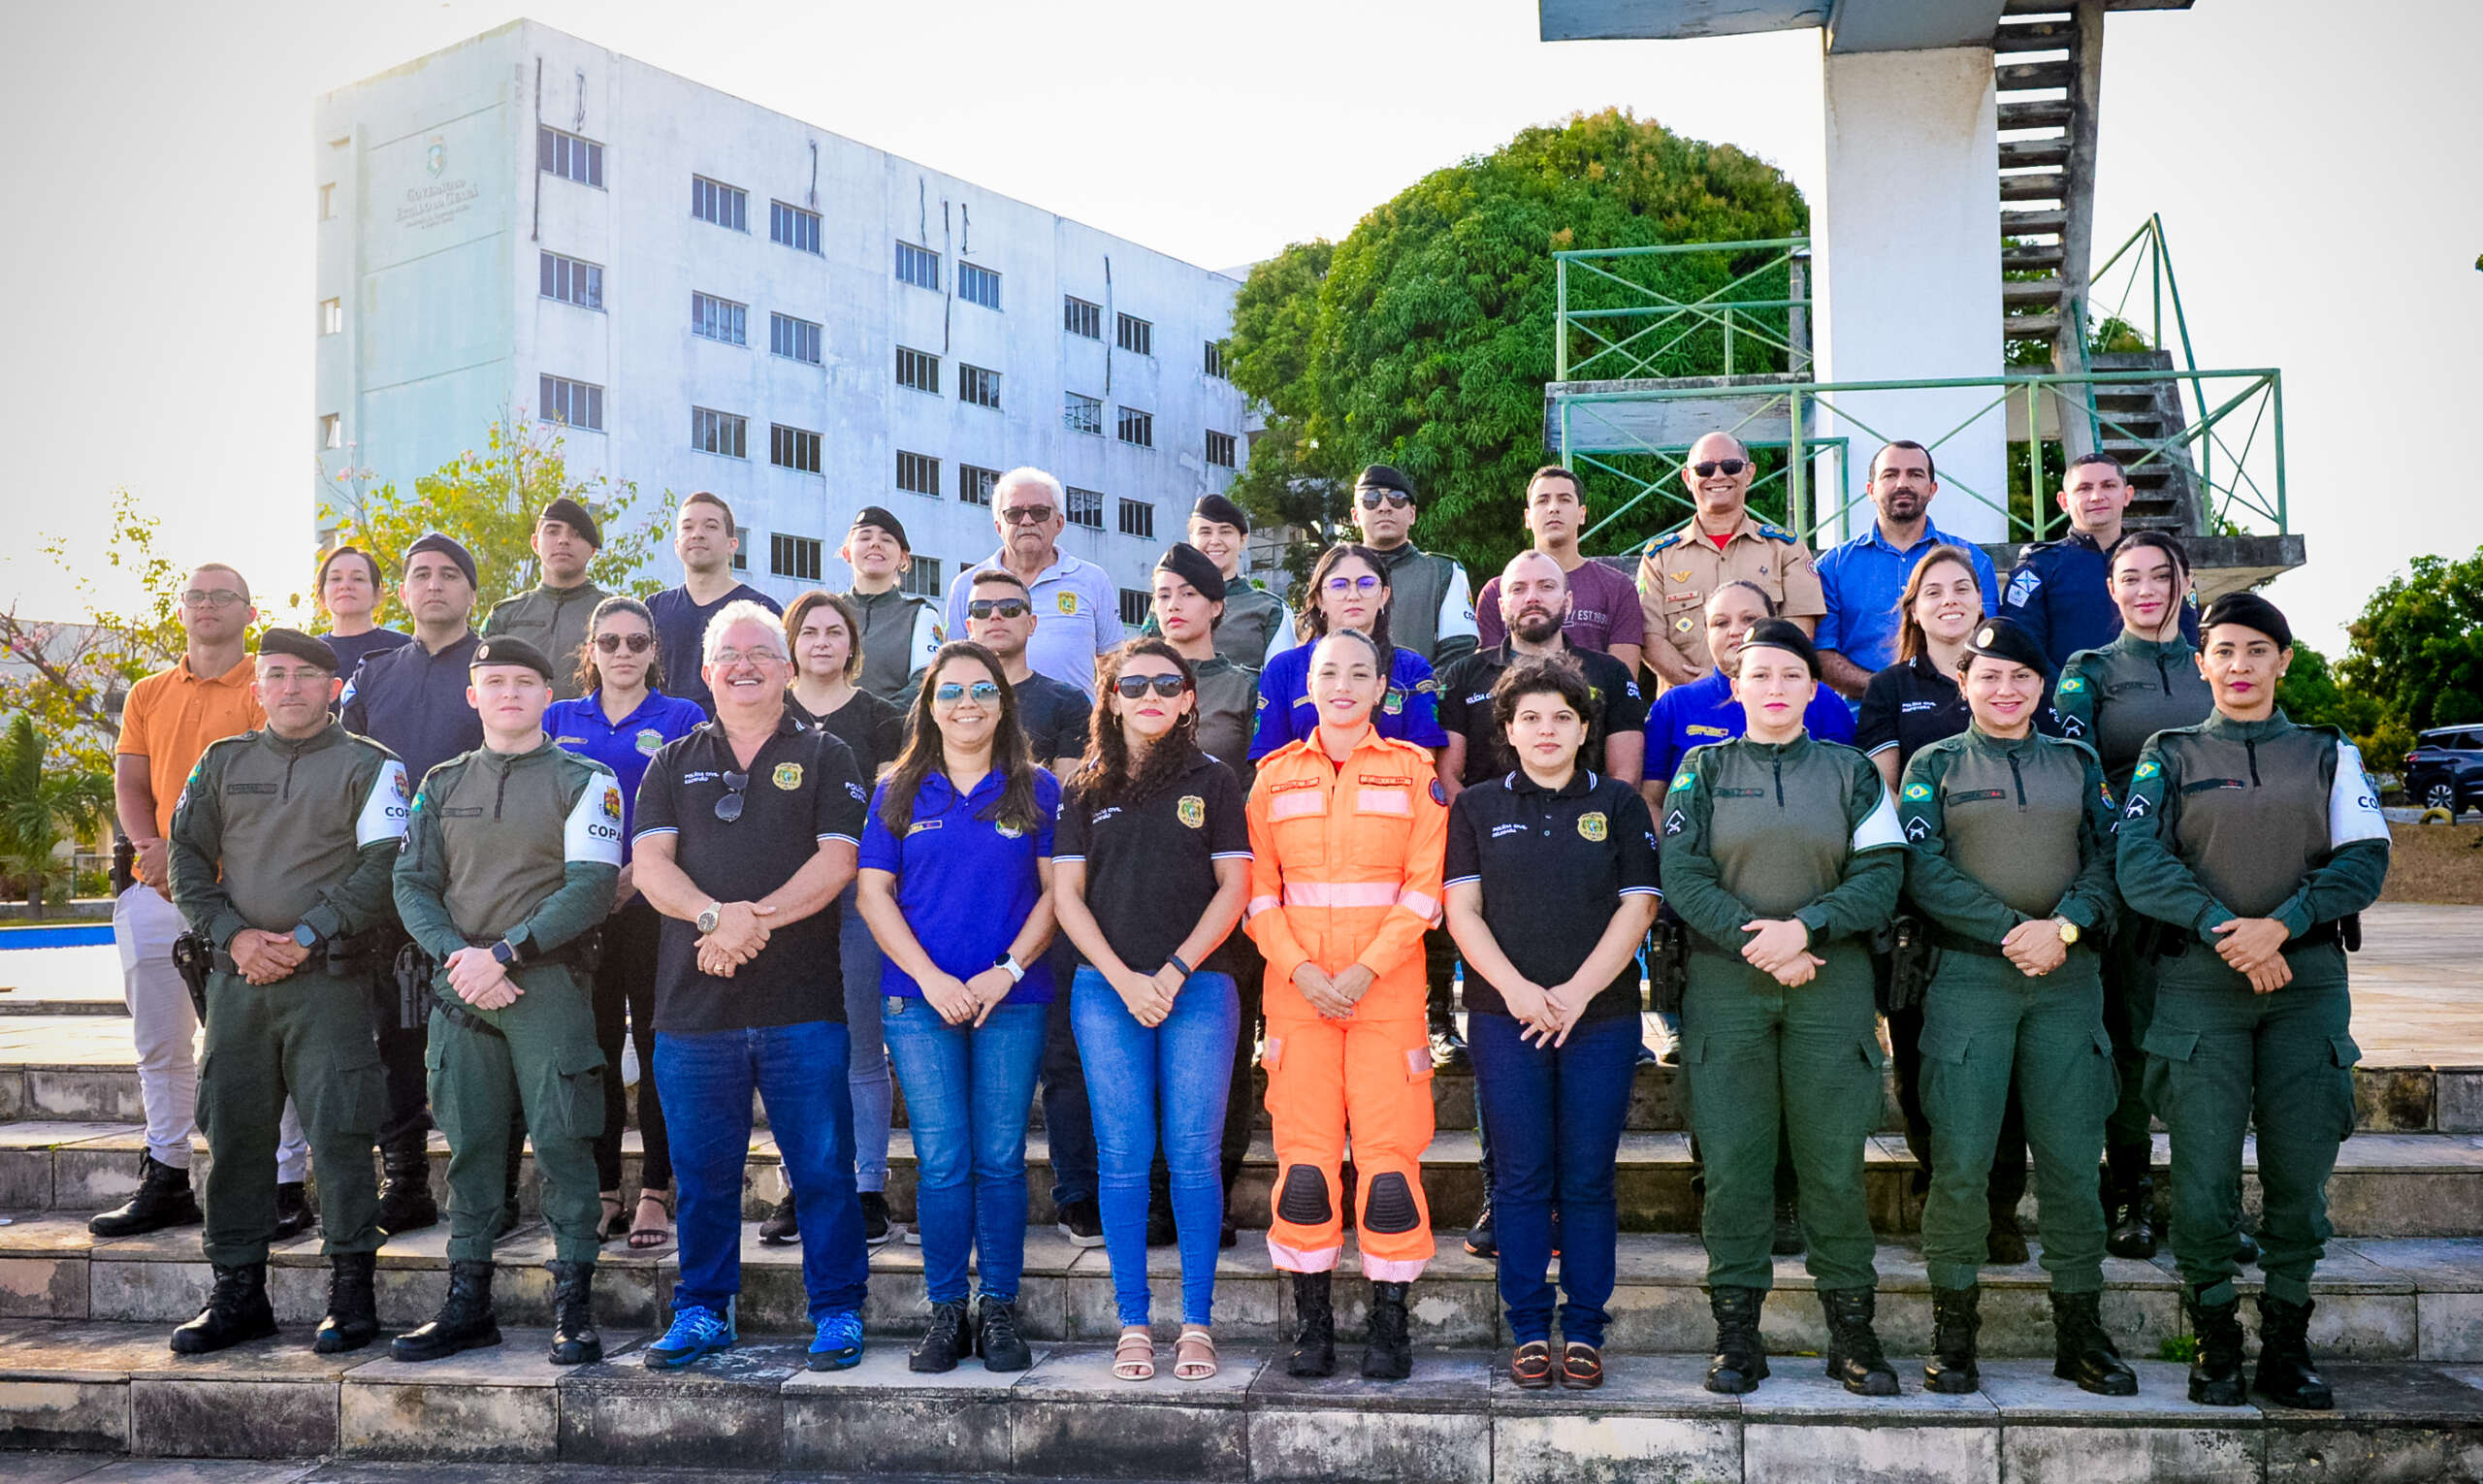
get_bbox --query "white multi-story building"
[312,19,1250,621]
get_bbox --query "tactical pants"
[1263,995,1435,1280]
[2143,942,2356,1307]
[198,969,385,1267]
[425,965,605,1265]
[1917,950,2114,1292]
[2102,919,2161,1185]
[1681,946,1882,1292]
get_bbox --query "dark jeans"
[593,899,669,1193]
[1470,1011,1638,1346]
[885,998,1047,1305]
[657,1019,868,1323]
[1041,942,1097,1208]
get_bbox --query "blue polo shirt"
[1247,643,1448,760]
[1646,669,1857,786]
[1813,523,2002,674]
[858,767,1062,1004]
[545,689,706,861]
[942,549,1121,698]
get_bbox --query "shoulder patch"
[1757,524,1795,543]
[1667,768,1695,792]
[1642,532,1683,557]
[1430,779,1447,807]
[1903,782,1932,801]
[2056,674,2086,694]
[2132,759,2160,782]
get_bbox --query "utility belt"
[435,996,506,1041]
[398,925,601,1038]
[1649,912,1691,1016]
[1926,922,2010,961]
[2153,914,2360,960]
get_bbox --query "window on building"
[538,126,604,188]
[319,413,341,449]
[1204,339,1228,379]
[959,464,999,507]
[1116,406,1154,448]
[539,374,604,432]
[318,183,336,221]
[320,298,342,335]
[897,450,941,497]
[899,556,944,598]
[770,200,822,254]
[895,346,940,395]
[770,533,823,582]
[1066,486,1106,531]
[1117,499,1155,540]
[1206,430,1238,468]
[895,241,941,291]
[692,406,748,459]
[1117,589,1151,627]
[1064,296,1102,339]
[1064,392,1102,436]
[539,252,603,311]
[958,364,1001,409]
[732,525,750,571]
[1116,313,1153,356]
[692,292,747,345]
[958,262,1001,309]
[769,312,822,365]
[691,176,748,232]
[771,424,822,474]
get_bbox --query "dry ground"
[2383,821,2483,905]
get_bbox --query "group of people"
[110,441,2385,1412]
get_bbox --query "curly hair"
[1489,656,1595,739]
[1068,639,1203,812]
[879,641,1047,837]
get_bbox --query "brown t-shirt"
[116,656,265,885]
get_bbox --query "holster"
[2341,913,2364,952]
[110,836,136,896]
[389,941,438,1030]
[1878,915,1934,1014]
[1650,915,1691,1016]
[169,932,212,1023]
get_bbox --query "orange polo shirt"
[115,655,264,884]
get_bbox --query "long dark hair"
[1069,639,1202,812]
[1303,543,1396,654]
[879,641,1047,837]
[575,595,663,695]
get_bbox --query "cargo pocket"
[194,1051,215,1140]
[2139,1024,2198,1123]
[1403,1044,1435,1083]
[306,1050,387,1145]
[1262,1036,1285,1074]
[553,1047,607,1142]
[2088,1024,2121,1108]
[1915,1020,1971,1067]
[2328,1034,2363,1142]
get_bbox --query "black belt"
[435,997,506,1040]
[1927,924,2010,960]
[210,945,375,979]
[2290,919,2345,951]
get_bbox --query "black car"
[2404,724,2483,819]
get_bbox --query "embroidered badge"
[1177,795,1205,828]
[1057,592,1078,616]
[600,786,623,822]
[1904,783,1932,801]
[772,762,803,790]
[1577,811,1607,842]
[635,727,665,756]
[996,820,1025,838]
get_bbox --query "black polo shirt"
[1053,748,1251,977]
[791,688,906,779]
[1435,642,1647,788]
[1442,769,1661,1019]
[899,668,1090,768]
[1857,652,2063,775]
[630,710,868,1033]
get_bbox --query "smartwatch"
[291,923,321,951]
[994,952,1025,984]
[696,901,723,934]
[490,939,523,968]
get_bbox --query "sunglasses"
[999,505,1055,526]
[967,598,1031,620]
[1356,490,1413,510]
[1323,573,1382,596]
[594,632,653,654]
[1113,673,1190,699]
[933,680,1004,704]
[714,770,749,823]
[1691,459,1750,478]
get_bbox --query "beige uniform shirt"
[1633,510,1826,680]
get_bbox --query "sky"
[0,0,2475,653]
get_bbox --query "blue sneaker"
[808,1309,864,1371]
[645,1302,735,1371]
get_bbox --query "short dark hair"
[1872,440,1936,482]
[784,590,866,684]
[969,568,1030,597]
[681,490,737,529]
[1490,657,1595,739]
[1526,466,1582,499]
[2065,451,2125,481]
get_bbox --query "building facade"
[313,20,1250,620]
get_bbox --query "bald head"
[1499,549,1571,647]
[1682,430,1755,525]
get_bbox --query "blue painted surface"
[0,924,113,950]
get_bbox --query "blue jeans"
[1042,941,1097,1208]
[656,1019,868,1323]
[839,886,892,1194]
[1469,1011,1638,1346]
[883,998,1046,1305]
[1071,966,1240,1327]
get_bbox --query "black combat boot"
[2235,1229,2261,1267]
[909,1300,972,1373]
[2184,1286,2245,1405]
[1820,1286,1901,1397]
[375,1134,437,1236]
[1704,1285,1768,1395]
[169,1262,277,1354]
[391,1259,500,1363]
[272,1181,316,1241]
[90,1153,202,1238]
[2049,1289,2137,1395]
[1362,1281,1414,1380]
[1287,1271,1336,1377]
[547,1260,602,1365]
[2105,1172,2156,1260]
[313,1251,380,1354]
[975,1294,1031,1372]
[1922,1285,1981,1394]
[2252,1294,2334,1409]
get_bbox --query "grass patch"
[2159,1334,2199,1364]
[2381,822,2483,906]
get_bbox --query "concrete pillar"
[1812,43,2007,543]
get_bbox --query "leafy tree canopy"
[2340,547,2483,746]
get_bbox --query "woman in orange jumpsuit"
[1245,627,1449,1382]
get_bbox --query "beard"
[1512,611,1564,645]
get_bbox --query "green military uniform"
[1660,733,1905,1293]
[2117,711,2390,1308]
[168,722,407,1266]
[483,580,613,701]
[392,739,620,1265]
[1899,726,2121,1293]
[1191,654,1261,792]
[1142,577,1293,669]
[847,585,945,699]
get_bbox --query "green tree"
[0,714,113,919]
[0,490,192,771]
[2340,549,2483,750]
[2275,642,2397,759]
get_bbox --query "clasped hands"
[695,900,778,980]
[1291,961,1376,1021]
[921,965,1018,1028]
[443,945,522,1011]
[228,928,307,986]
[2211,916,2293,994]
[1739,918,1823,987]
[1111,963,1189,1028]
[1498,977,1593,1048]
[2000,919,2069,979]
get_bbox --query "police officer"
[1348,465,1478,667]
[1897,617,2134,1398]
[840,506,945,700]
[1143,495,1295,667]
[2000,454,2199,671]
[2052,531,2213,1260]
[2118,592,2390,1410]
[165,629,407,1355]
[482,498,613,700]
[389,636,622,1367]
[1633,432,1826,692]
[1658,620,1905,1397]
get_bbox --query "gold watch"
[2053,917,2080,946]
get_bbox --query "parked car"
[2403,725,2483,819]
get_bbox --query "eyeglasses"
[714,770,749,823]
[967,598,1031,620]
[710,647,781,666]
[181,589,245,609]
[1323,573,1382,596]
[933,680,1004,704]
[1356,490,1413,510]
[999,505,1055,526]
[594,632,653,654]
[1690,459,1750,478]
[1113,673,1189,699]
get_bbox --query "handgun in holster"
[1878,914,1933,1015]
[110,835,136,896]
[1650,914,1691,1016]
[169,932,211,1024]
[390,941,438,1030]
[2340,913,2363,952]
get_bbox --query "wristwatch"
[291,923,321,951]
[490,938,523,968]
[696,901,723,934]
[994,952,1025,984]
[2053,917,2080,946]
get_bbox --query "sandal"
[597,1192,627,1244]
[1510,1340,1556,1389]
[1174,1329,1217,1381]
[1560,1341,1605,1390]
[1113,1327,1156,1381]
[628,1188,674,1250]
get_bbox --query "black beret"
[1155,543,1227,603]
[1961,616,2051,679]
[538,497,600,549]
[849,505,910,552]
[1190,493,1250,535]
[256,628,337,672]
[1740,618,1819,678]
[469,635,555,682]
[404,532,478,590]
[2200,591,2292,649]
[1354,464,1416,500]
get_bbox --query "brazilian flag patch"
[1904,782,1932,801]
[2058,675,2086,694]
[2133,759,2160,781]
